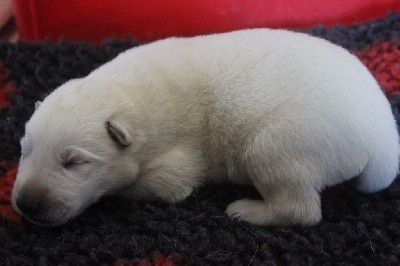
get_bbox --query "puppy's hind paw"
[225,199,269,226]
[226,194,322,226]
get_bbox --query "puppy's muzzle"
[14,185,68,226]
[16,196,40,216]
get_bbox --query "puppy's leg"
[226,127,323,226]
[120,146,205,203]
[226,176,322,226]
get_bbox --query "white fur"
[12,29,399,227]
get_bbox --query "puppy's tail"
[355,139,399,193]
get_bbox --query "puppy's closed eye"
[61,146,101,169]
[62,157,89,168]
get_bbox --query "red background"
[13,0,400,43]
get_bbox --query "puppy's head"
[11,79,143,226]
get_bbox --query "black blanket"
[0,13,400,265]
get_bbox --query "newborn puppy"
[12,29,399,227]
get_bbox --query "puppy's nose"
[16,196,40,215]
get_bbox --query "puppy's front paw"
[225,199,268,225]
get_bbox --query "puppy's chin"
[24,216,67,227]
[15,201,80,227]
[27,206,88,227]
[22,207,82,227]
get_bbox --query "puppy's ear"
[106,120,133,147]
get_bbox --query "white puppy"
[12,29,399,227]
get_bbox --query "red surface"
[0,65,19,224]
[355,42,400,95]
[13,0,400,43]
[113,252,182,266]
[0,66,17,109]
[0,162,20,224]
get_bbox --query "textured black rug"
[0,13,400,265]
